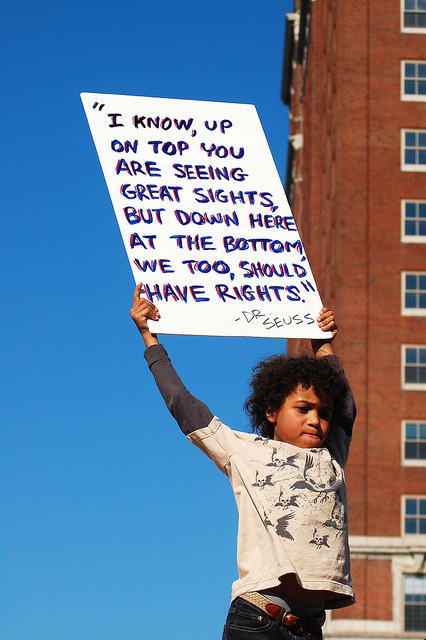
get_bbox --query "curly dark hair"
[244,354,348,439]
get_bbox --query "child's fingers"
[132,285,159,315]
[133,283,143,304]
[316,307,337,335]
[137,297,160,319]
[130,286,160,329]
[317,308,333,321]
[140,300,160,320]
[320,319,337,332]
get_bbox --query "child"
[130,283,356,640]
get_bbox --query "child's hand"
[311,308,337,357]
[130,283,160,337]
[317,308,338,340]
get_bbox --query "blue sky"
[1,2,293,638]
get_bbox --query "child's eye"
[297,406,309,413]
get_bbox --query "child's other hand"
[311,308,337,357]
[317,308,338,340]
[130,283,160,335]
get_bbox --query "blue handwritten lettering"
[204,120,233,133]
[174,209,239,227]
[124,207,164,224]
[120,184,182,202]
[170,235,216,250]
[172,164,248,181]
[140,283,209,303]
[215,284,285,302]
[129,234,156,249]
[134,259,175,274]
[147,140,189,155]
[200,143,244,159]
[111,139,138,153]
[182,259,230,275]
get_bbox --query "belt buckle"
[282,611,303,632]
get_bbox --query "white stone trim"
[325,618,398,637]
[349,535,426,554]
[289,133,303,150]
[325,552,426,638]
[325,536,426,638]
[285,12,300,39]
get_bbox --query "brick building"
[282,1,426,638]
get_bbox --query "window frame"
[401,0,426,33]
[401,200,426,243]
[401,420,426,466]
[401,271,426,316]
[404,573,426,632]
[401,60,426,101]
[402,495,426,537]
[401,345,426,390]
[401,129,426,172]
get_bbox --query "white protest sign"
[81,92,329,338]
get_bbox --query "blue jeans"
[222,598,323,640]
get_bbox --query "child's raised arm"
[130,284,215,437]
[311,308,338,358]
[130,283,161,348]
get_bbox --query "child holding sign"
[131,283,356,640]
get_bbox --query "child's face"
[266,385,334,448]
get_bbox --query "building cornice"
[350,535,426,555]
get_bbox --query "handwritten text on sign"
[81,93,328,338]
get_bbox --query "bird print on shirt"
[276,512,295,540]
[274,488,300,509]
[253,470,274,489]
[290,455,340,503]
[265,449,300,469]
[322,497,346,531]
[252,444,346,546]
[309,528,330,549]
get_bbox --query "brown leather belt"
[240,592,324,636]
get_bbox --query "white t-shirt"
[188,417,354,607]
[145,344,356,609]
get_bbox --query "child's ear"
[265,409,277,424]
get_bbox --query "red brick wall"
[289,0,426,536]
[286,0,426,626]
[333,557,393,621]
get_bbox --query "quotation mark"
[92,102,105,111]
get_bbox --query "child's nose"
[308,410,320,426]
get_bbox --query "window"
[405,497,426,534]
[402,272,426,315]
[401,130,426,171]
[402,0,426,32]
[403,421,426,463]
[401,61,426,100]
[401,200,426,242]
[402,345,426,389]
[405,575,426,631]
